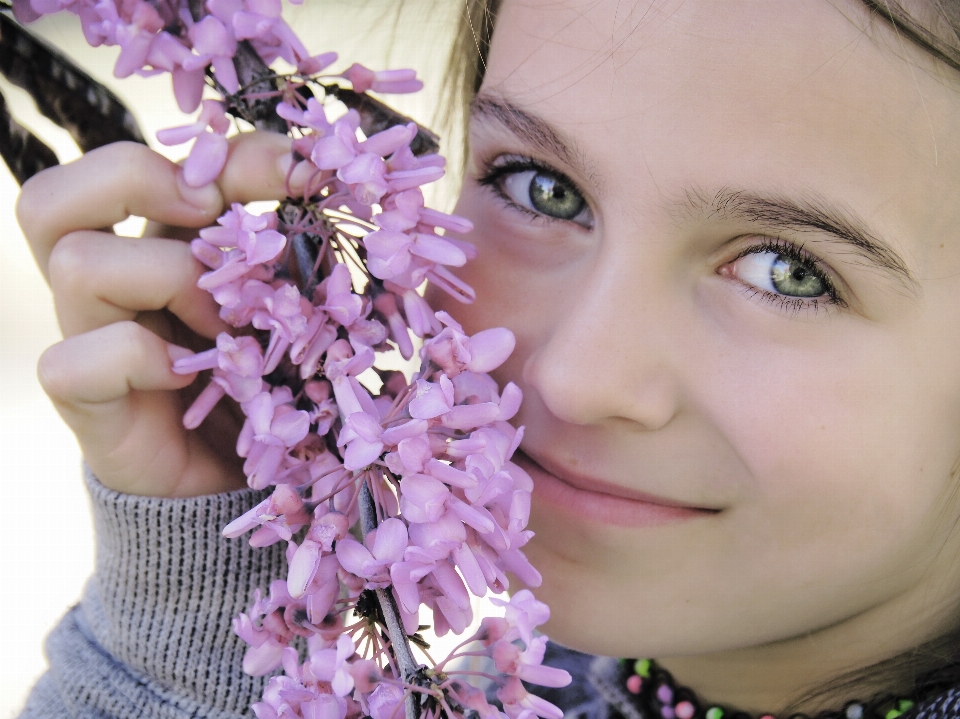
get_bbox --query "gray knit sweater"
[16,470,960,719]
[18,469,286,719]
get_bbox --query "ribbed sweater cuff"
[24,467,288,719]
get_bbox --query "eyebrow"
[680,187,918,293]
[471,94,589,176]
[471,96,918,294]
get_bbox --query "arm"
[20,468,286,719]
[14,134,301,717]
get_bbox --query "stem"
[231,42,287,133]
[358,481,423,719]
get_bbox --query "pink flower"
[235,614,287,676]
[367,683,405,719]
[408,376,455,419]
[311,113,361,170]
[230,0,314,69]
[251,284,309,371]
[423,312,516,377]
[399,474,450,523]
[360,122,417,157]
[156,100,231,187]
[200,204,287,266]
[172,333,257,375]
[238,390,312,489]
[341,63,423,95]
[308,634,356,696]
[491,636,571,688]
[419,572,473,636]
[490,590,550,644]
[385,166,445,193]
[96,0,164,78]
[338,153,389,204]
[337,410,384,471]
[449,682,502,719]
[335,518,408,588]
[12,0,41,24]
[292,314,338,380]
[175,333,266,428]
[498,678,564,719]
[277,97,333,133]
[183,16,239,93]
[223,484,309,546]
[233,580,306,676]
[320,264,364,326]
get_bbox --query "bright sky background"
[0,4,470,715]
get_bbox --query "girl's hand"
[16,133,296,498]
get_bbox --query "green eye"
[528,172,586,220]
[769,255,827,297]
[729,249,831,299]
[497,166,592,226]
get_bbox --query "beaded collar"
[617,659,917,719]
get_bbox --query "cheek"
[426,189,568,361]
[703,328,948,540]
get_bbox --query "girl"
[16,0,960,716]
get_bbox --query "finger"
[37,321,197,408]
[17,133,297,281]
[48,231,228,339]
[141,131,315,241]
[218,130,305,204]
[36,322,244,497]
[18,142,220,281]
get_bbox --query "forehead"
[481,0,960,268]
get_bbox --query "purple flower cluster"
[17,0,571,717]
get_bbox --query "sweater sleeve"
[18,466,288,719]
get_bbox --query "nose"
[522,245,683,431]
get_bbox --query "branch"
[359,481,423,719]
[0,87,58,182]
[0,12,146,151]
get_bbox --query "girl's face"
[432,0,960,706]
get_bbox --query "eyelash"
[725,238,846,314]
[476,155,593,227]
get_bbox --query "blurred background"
[0,3,467,714]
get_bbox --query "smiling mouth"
[513,448,720,527]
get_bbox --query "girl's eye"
[731,251,828,298]
[503,170,586,220]
[478,158,593,227]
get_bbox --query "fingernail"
[167,344,196,364]
[277,151,313,194]
[277,152,294,178]
[176,170,221,211]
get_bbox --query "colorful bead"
[620,659,918,719]
[845,704,864,719]
[635,659,652,678]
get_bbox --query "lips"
[514,448,719,527]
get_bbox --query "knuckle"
[113,319,150,348]
[15,172,53,241]
[36,343,74,402]
[48,232,97,296]
[177,243,206,286]
[87,140,153,168]
[112,320,159,367]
